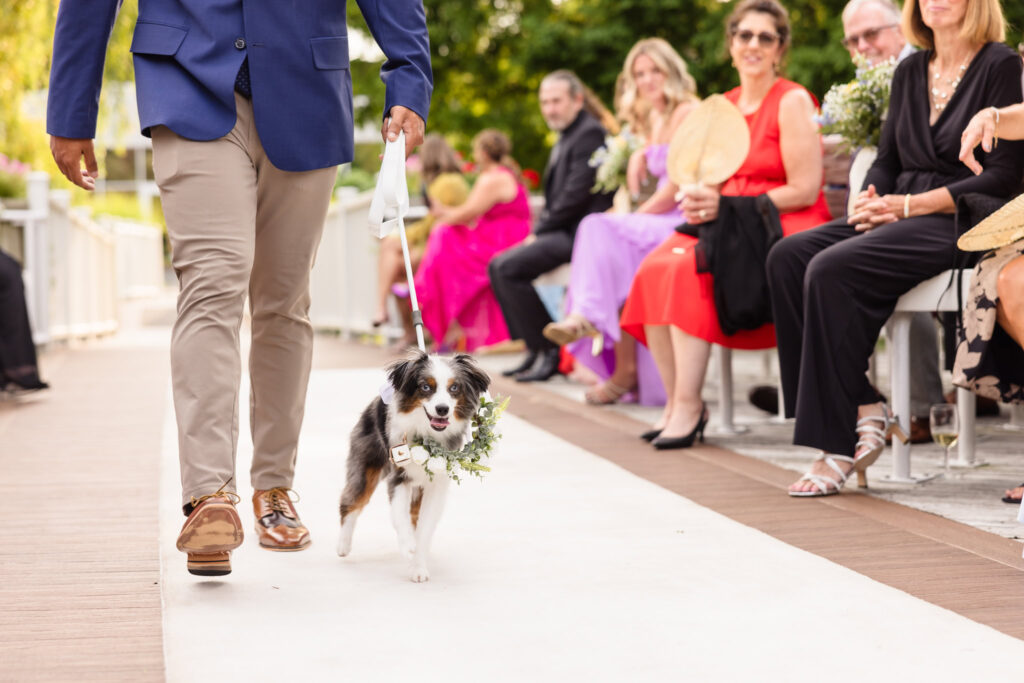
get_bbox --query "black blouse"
[864,42,1024,201]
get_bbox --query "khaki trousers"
[153,93,337,506]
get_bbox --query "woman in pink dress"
[414,129,531,351]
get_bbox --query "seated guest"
[767,0,1023,496]
[542,38,698,406]
[620,0,831,448]
[489,71,615,382]
[954,102,1024,503]
[0,250,48,393]
[376,134,468,349]
[413,129,531,352]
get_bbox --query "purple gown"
[565,144,680,405]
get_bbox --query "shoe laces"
[189,477,241,509]
[264,487,300,516]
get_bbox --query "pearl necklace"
[930,54,971,112]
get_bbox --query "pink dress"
[414,169,531,351]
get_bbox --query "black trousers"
[0,250,45,390]
[766,215,957,456]
[488,231,573,353]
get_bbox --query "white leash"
[368,129,426,352]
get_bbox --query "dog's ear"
[386,349,429,394]
[452,353,490,396]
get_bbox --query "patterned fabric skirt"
[952,241,1024,403]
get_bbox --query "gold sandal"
[542,314,600,347]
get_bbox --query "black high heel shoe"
[640,429,662,442]
[652,404,709,450]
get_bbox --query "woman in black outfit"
[766,0,1023,496]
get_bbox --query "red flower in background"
[521,168,540,190]
[461,161,477,174]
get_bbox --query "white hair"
[842,0,902,24]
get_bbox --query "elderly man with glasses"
[840,0,912,63]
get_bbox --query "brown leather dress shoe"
[176,493,244,576]
[252,488,311,551]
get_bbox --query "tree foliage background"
[4,0,1023,180]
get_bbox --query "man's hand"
[382,106,425,158]
[50,136,98,191]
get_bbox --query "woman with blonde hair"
[413,129,531,351]
[542,37,699,406]
[767,0,1022,495]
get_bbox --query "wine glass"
[929,404,959,476]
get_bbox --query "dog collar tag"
[390,443,411,465]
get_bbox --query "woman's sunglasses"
[732,29,780,47]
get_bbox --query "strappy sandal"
[584,379,633,405]
[789,453,857,497]
[543,314,600,348]
[851,403,907,488]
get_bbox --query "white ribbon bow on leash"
[368,129,426,352]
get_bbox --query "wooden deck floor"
[2,328,1021,680]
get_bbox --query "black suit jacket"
[534,110,614,238]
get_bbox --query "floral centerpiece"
[589,126,641,194]
[0,154,29,199]
[409,393,509,483]
[819,55,897,150]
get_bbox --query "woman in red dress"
[620,0,832,449]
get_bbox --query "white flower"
[410,445,430,465]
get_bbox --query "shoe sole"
[186,551,232,576]
[177,503,244,554]
[258,540,312,552]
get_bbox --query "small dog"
[337,350,490,582]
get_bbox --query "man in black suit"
[489,70,613,381]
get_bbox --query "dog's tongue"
[430,416,449,430]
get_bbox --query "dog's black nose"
[435,404,449,417]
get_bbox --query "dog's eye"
[448,383,460,394]
[419,382,432,394]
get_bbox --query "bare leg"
[788,401,885,494]
[584,335,639,403]
[996,254,1024,347]
[644,325,675,431]
[658,326,711,439]
[376,236,405,323]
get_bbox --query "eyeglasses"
[731,29,780,47]
[841,24,898,49]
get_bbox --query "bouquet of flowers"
[819,55,897,150]
[589,126,641,194]
[410,393,509,483]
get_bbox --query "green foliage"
[83,191,164,227]
[344,0,1024,174]
[0,171,27,199]
[334,165,377,193]
[820,55,897,149]
[413,394,509,483]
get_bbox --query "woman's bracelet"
[903,193,911,219]
[991,106,1000,149]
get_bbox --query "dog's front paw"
[409,563,430,583]
[336,536,352,557]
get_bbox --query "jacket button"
[234,37,246,50]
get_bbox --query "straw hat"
[957,192,1024,252]
[667,94,750,187]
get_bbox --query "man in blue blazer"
[47,0,432,577]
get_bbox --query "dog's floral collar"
[410,393,509,483]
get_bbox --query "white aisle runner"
[160,368,1024,682]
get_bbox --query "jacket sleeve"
[945,51,1024,201]
[46,0,124,139]
[355,0,433,125]
[534,125,605,236]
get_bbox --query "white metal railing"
[309,188,379,335]
[0,172,165,344]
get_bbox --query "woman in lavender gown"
[542,37,697,405]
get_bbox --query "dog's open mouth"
[426,409,449,432]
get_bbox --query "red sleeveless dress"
[620,78,833,350]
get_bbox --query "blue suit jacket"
[47,0,432,172]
